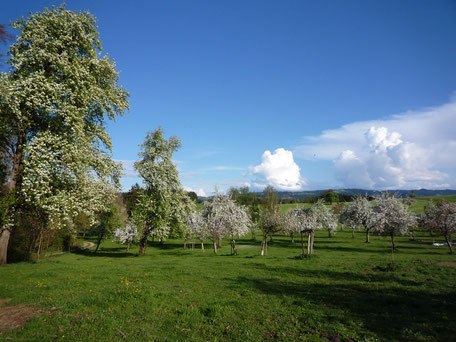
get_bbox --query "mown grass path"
[0,230,455,341]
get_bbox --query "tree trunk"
[446,234,453,254]
[391,233,396,251]
[310,232,315,254]
[328,229,332,238]
[126,242,131,252]
[365,229,370,243]
[139,229,150,255]
[231,239,237,255]
[251,227,256,241]
[192,241,195,250]
[260,234,267,256]
[291,232,294,243]
[184,239,187,249]
[0,134,26,265]
[201,240,205,253]
[218,238,222,248]
[307,233,311,255]
[8,133,26,193]
[352,229,355,238]
[95,232,104,253]
[300,232,305,256]
[213,241,217,254]
[0,229,11,265]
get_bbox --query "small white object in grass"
[433,242,456,246]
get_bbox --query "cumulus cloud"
[250,148,306,191]
[294,98,456,189]
[334,127,448,189]
[183,186,207,197]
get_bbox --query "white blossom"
[340,196,377,242]
[423,201,456,254]
[113,220,138,245]
[201,193,251,254]
[372,193,416,251]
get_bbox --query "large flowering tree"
[133,128,194,255]
[201,194,251,255]
[286,200,337,256]
[186,211,207,252]
[309,200,337,254]
[373,194,416,252]
[286,207,317,255]
[0,6,129,265]
[423,201,456,254]
[340,196,377,242]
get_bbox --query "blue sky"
[2,1,456,195]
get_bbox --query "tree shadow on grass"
[71,247,137,258]
[233,239,261,246]
[247,264,424,287]
[228,275,456,341]
[312,245,389,254]
[147,241,184,250]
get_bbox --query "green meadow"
[279,194,456,215]
[1,228,455,341]
[409,195,456,214]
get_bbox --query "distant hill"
[273,189,456,199]
[198,188,456,200]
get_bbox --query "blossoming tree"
[286,208,313,255]
[0,6,129,265]
[133,128,194,255]
[286,200,337,256]
[340,196,377,242]
[186,211,207,252]
[201,194,251,254]
[113,220,139,252]
[423,201,456,254]
[309,200,338,254]
[373,194,416,253]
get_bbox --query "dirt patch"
[435,261,456,268]
[0,298,44,331]
[81,241,95,249]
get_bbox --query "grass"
[0,230,455,341]
[409,195,456,215]
[280,202,313,213]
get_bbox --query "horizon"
[2,1,456,195]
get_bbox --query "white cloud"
[333,150,372,188]
[334,127,448,189]
[250,148,306,191]
[294,98,456,189]
[183,186,207,197]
